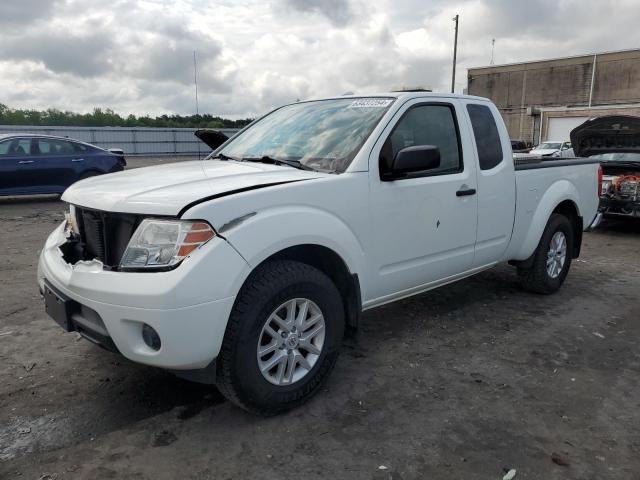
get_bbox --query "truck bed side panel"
[504,161,599,261]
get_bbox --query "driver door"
[366,99,478,304]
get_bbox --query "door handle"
[71,158,85,162]
[456,187,476,197]
[18,160,34,164]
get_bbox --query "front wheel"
[216,260,345,415]
[518,213,574,294]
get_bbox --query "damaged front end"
[60,205,143,269]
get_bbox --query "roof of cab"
[298,91,492,104]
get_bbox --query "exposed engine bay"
[570,115,640,218]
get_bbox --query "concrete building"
[467,48,640,145]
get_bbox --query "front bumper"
[38,221,250,370]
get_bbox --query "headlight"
[120,219,215,270]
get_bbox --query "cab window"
[380,104,462,178]
[467,104,503,170]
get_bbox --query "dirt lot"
[1,157,639,479]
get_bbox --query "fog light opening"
[142,324,161,351]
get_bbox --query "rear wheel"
[216,260,345,415]
[518,213,574,294]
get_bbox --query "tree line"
[0,104,253,129]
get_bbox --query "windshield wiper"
[242,155,314,171]
[211,152,240,161]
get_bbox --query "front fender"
[511,179,581,260]
[220,205,367,295]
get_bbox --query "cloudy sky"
[1,0,639,118]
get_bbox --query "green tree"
[0,104,252,129]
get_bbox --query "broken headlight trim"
[64,205,80,237]
[120,219,215,270]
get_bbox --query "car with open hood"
[38,92,600,415]
[571,115,640,219]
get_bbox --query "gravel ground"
[1,158,639,479]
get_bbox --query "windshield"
[216,97,395,172]
[591,152,640,162]
[536,142,561,150]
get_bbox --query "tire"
[216,260,345,415]
[518,213,574,294]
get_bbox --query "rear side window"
[467,104,503,170]
[37,139,75,155]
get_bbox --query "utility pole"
[451,14,459,94]
[490,38,495,65]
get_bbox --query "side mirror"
[390,145,441,177]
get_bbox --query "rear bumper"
[599,197,640,216]
[38,221,248,370]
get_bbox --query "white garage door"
[545,116,590,142]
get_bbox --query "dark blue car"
[0,134,126,196]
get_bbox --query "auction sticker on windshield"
[348,98,394,108]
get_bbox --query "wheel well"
[552,200,582,258]
[263,245,361,331]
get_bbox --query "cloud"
[281,0,355,27]
[1,0,639,118]
[0,31,115,76]
[0,0,65,30]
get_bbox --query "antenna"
[193,50,200,116]
[490,38,495,65]
[193,50,201,160]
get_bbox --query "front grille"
[74,207,142,268]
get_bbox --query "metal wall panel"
[0,125,240,155]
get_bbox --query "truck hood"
[62,160,323,216]
[571,115,640,157]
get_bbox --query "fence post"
[173,130,178,155]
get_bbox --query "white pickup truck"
[38,92,601,414]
